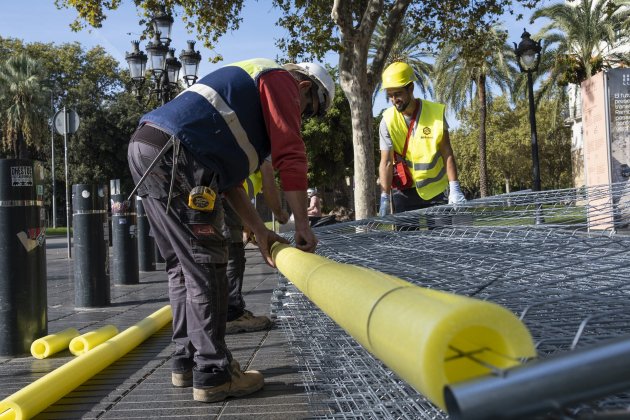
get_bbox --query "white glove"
[379,193,391,216]
[448,181,466,204]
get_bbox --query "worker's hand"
[379,192,391,216]
[294,225,318,253]
[274,208,290,224]
[242,226,253,244]
[252,228,289,267]
[448,181,467,205]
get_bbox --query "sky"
[0,1,550,118]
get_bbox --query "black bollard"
[111,194,139,284]
[73,184,110,308]
[136,197,155,272]
[0,159,47,356]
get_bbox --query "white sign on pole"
[54,108,80,135]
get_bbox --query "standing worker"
[378,62,465,218]
[127,58,335,403]
[224,160,289,334]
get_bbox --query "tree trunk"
[12,134,19,159]
[347,91,376,219]
[339,53,376,219]
[477,75,489,197]
[17,130,29,159]
[504,176,510,194]
[331,0,409,219]
[334,2,376,220]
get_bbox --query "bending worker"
[127,59,334,404]
[378,62,465,217]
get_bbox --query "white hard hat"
[307,187,317,196]
[283,62,335,115]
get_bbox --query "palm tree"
[369,19,435,101]
[531,0,630,87]
[434,26,515,197]
[0,53,49,159]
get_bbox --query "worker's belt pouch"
[392,155,413,190]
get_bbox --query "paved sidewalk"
[0,236,310,419]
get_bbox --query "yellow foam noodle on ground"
[30,328,80,359]
[0,305,172,420]
[69,325,119,356]
[271,243,536,409]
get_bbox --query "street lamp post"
[514,29,543,192]
[125,6,201,104]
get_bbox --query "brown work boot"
[193,360,264,403]
[226,310,272,334]
[172,370,193,388]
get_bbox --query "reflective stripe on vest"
[383,99,448,200]
[139,59,280,192]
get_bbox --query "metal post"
[527,71,541,192]
[63,107,71,258]
[445,336,630,420]
[50,92,57,228]
[526,72,545,225]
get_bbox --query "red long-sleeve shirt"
[257,70,308,191]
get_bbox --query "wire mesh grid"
[272,182,630,419]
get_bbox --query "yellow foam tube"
[30,328,80,359]
[69,325,119,356]
[0,305,172,420]
[271,244,536,409]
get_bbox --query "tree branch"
[332,0,357,42]
[368,0,411,91]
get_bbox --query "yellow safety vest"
[229,58,281,81]
[243,170,263,200]
[383,99,448,200]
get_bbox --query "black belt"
[133,123,171,148]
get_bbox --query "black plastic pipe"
[73,183,110,308]
[111,194,139,284]
[445,336,630,420]
[135,197,155,272]
[0,159,47,355]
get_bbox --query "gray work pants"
[222,198,246,321]
[127,124,231,387]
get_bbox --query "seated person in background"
[307,187,322,226]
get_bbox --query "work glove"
[379,192,391,216]
[448,181,467,205]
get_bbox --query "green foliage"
[302,75,354,209]
[434,25,515,197]
[56,0,544,219]
[0,52,49,158]
[0,36,141,224]
[369,18,435,100]
[55,0,247,63]
[532,0,630,86]
[451,95,572,197]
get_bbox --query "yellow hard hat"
[381,62,417,89]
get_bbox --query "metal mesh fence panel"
[272,182,630,419]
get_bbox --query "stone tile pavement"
[0,236,311,419]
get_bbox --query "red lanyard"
[401,100,419,159]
